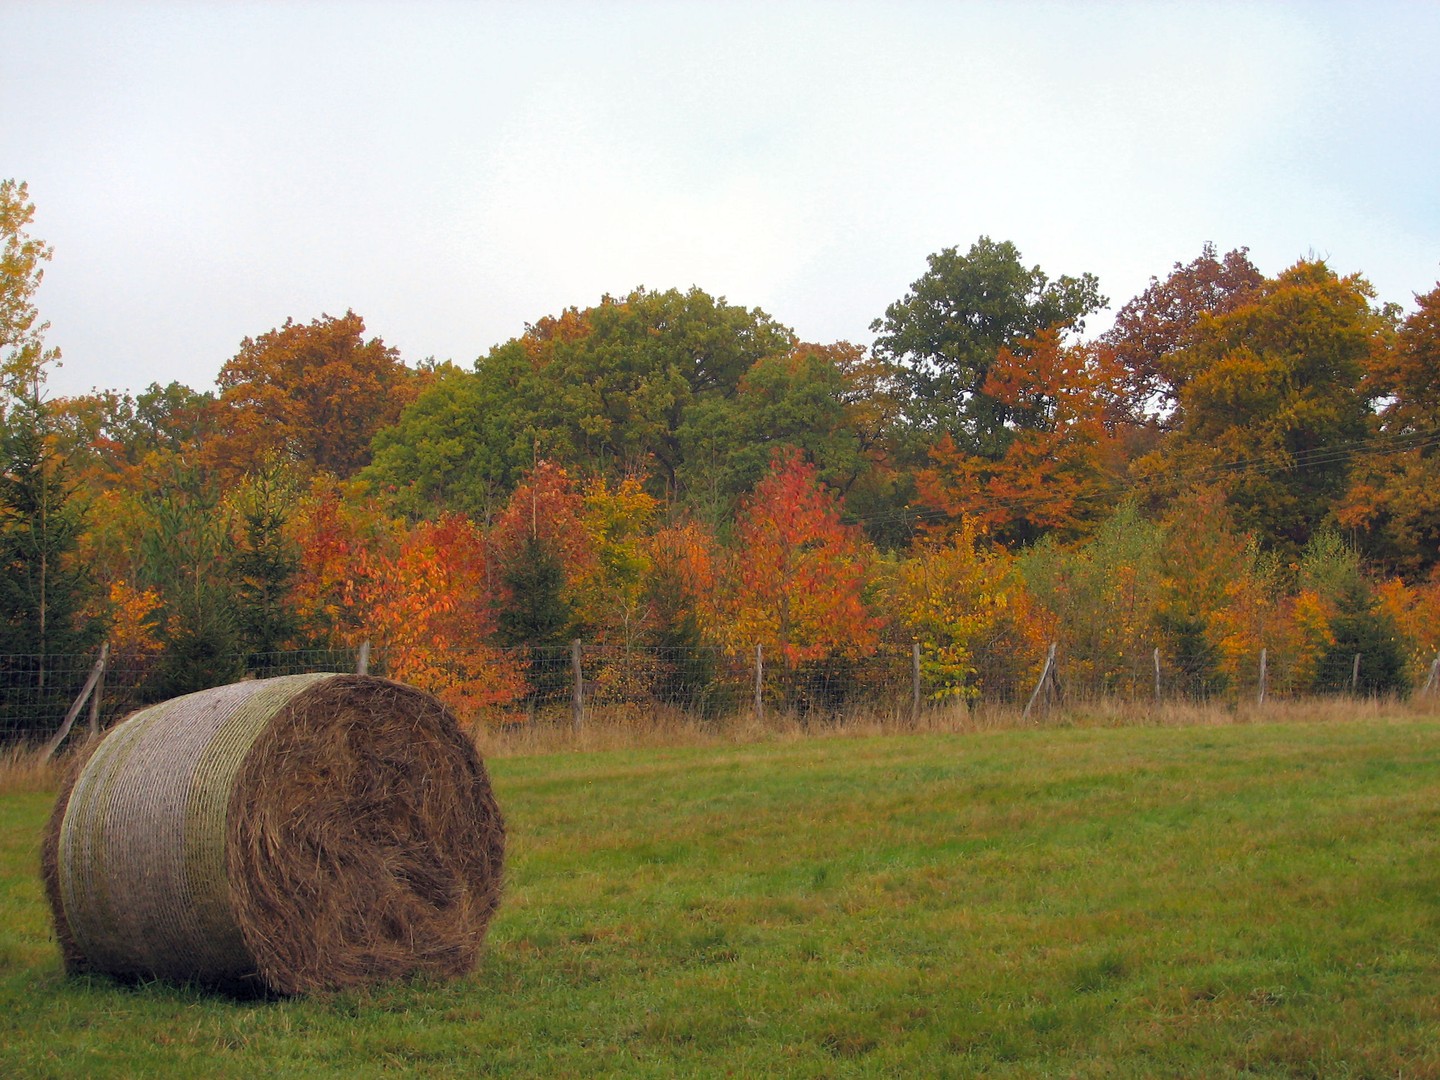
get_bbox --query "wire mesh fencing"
[3,638,1436,747]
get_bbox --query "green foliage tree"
[138,465,244,699]
[1312,577,1411,695]
[1021,501,1165,693]
[0,401,104,738]
[365,360,531,521]
[675,343,873,526]
[364,287,797,517]
[870,236,1106,456]
[229,463,304,671]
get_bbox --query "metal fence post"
[571,639,584,733]
[754,644,764,723]
[912,641,922,724]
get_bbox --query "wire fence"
[3,639,1437,748]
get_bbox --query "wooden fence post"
[1425,655,1440,696]
[571,639,584,733]
[1258,648,1268,705]
[42,649,110,760]
[356,640,371,676]
[1153,647,1162,703]
[87,642,109,737]
[912,641,922,724]
[1024,643,1058,722]
[1351,653,1362,694]
[754,644,764,724]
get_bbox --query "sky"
[3,1,1438,400]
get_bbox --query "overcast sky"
[4,1,1438,399]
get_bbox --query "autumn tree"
[1104,243,1264,424]
[1336,282,1440,578]
[1135,260,1384,552]
[1,179,60,402]
[916,328,1125,545]
[1021,502,1166,694]
[288,486,394,649]
[570,475,659,646]
[210,311,424,479]
[883,519,1044,700]
[1154,486,1271,695]
[871,236,1106,457]
[356,514,524,718]
[50,382,216,496]
[711,451,879,709]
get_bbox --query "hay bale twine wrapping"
[41,673,505,995]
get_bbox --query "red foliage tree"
[712,450,879,667]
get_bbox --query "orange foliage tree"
[917,329,1123,545]
[1337,282,1440,579]
[711,451,879,671]
[209,311,426,479]
[357,514,524,719]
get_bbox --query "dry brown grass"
[0,741,80,796]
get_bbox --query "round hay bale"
[41,673,505,995]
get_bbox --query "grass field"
[4,706,1440,1077]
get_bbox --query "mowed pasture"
[4,706,1440,1077]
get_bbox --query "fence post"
[42,650,110,760]
[1258,648,1268,705]
[1153,647,1161,703]
[912,641,922,724]
[1024,642,1058,722]
[87,642,109,737]
[754,644,764,724]
[571,639,584,734]
[1425,655,1439,696]
[356,640,371,676]
[1351,653,1362,694]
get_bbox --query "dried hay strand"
[41,673,505,996]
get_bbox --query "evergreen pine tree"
[1314,578,1411,695]
[496,533,572,707]
[140,466,244,699]
[229,466,303,672]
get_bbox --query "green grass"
[6,715,1440,1076]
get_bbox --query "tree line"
[2,177,1437,734]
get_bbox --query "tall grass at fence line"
[466,690,1440,758]
[0,743,68,796]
